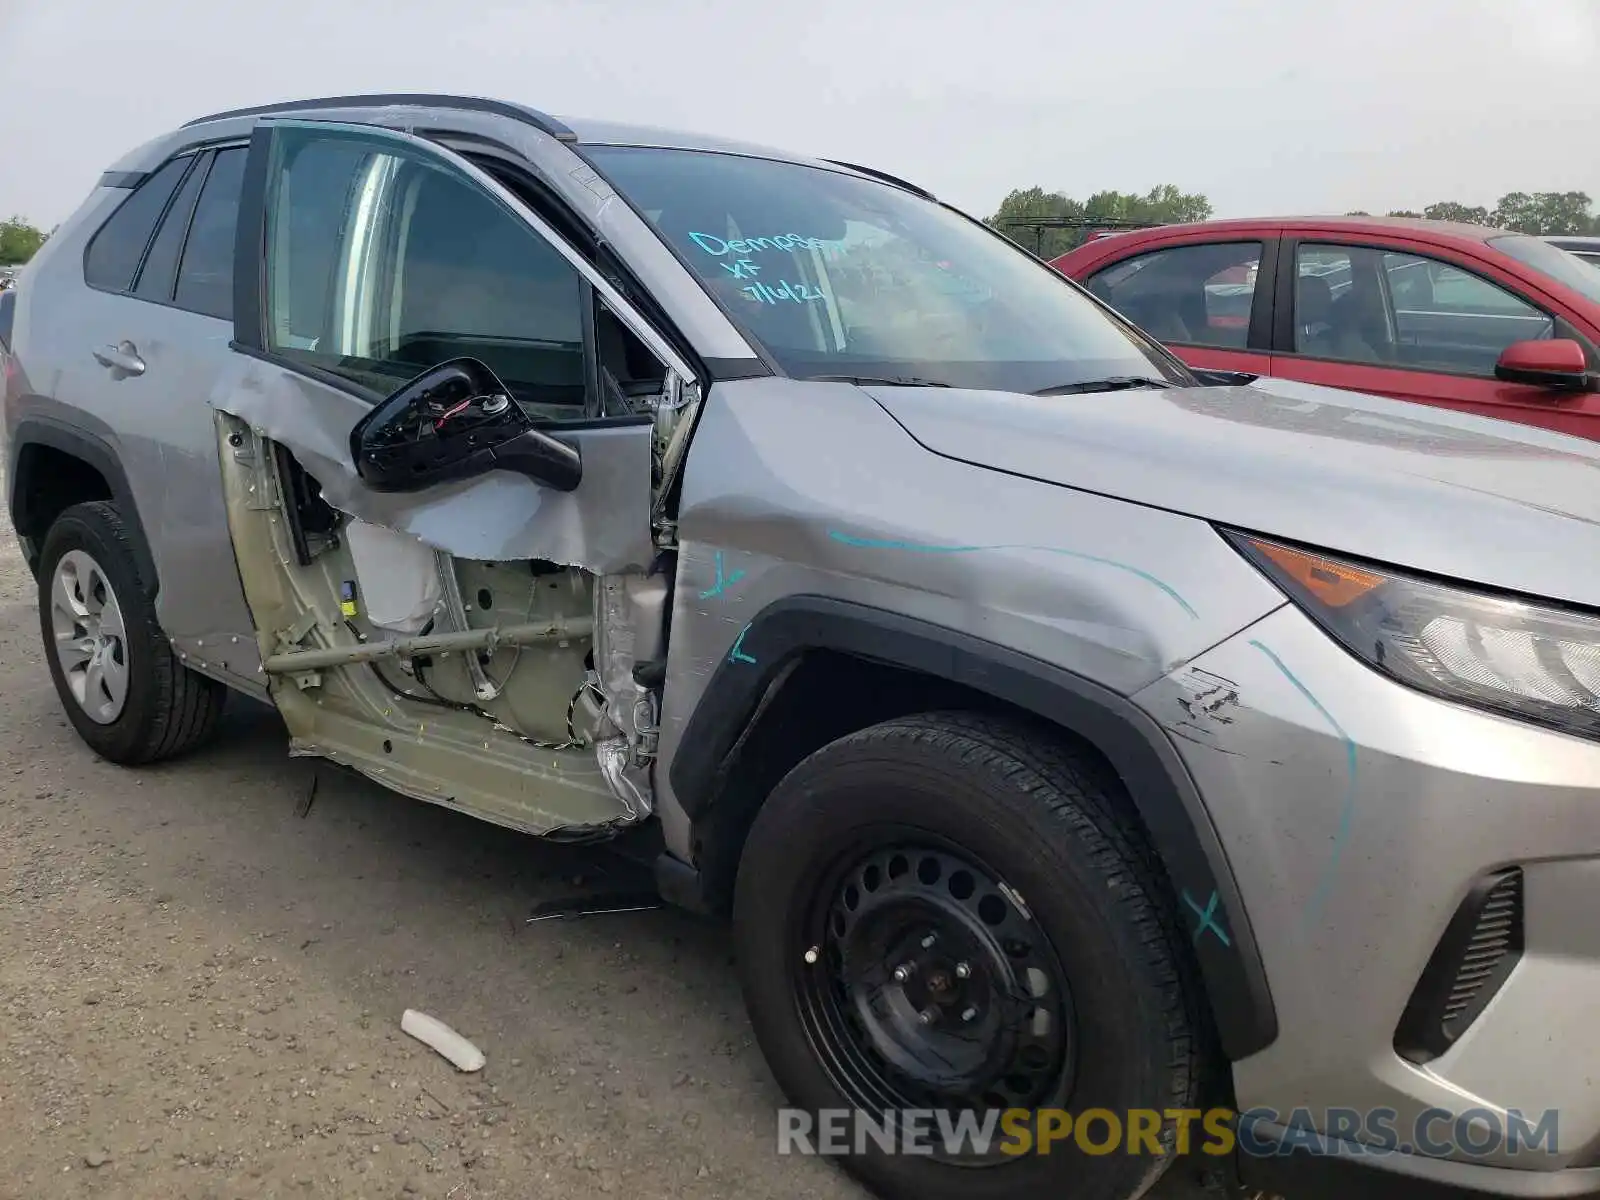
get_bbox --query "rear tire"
[38,501,226,764]
[733,711,1205,1200]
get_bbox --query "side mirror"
[349,358,582,494]
[1494,338,1596,392]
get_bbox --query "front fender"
[669,594,1279,1062]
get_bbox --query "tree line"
[0,217,48,266]
[4,185,1597,270]
[987,187,1600,260]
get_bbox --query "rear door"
[1080,234,1278,376]
[1266,235,1600,439]
[44,144,265,690]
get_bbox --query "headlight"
[1226,531,1600,742]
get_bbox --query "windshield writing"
[587,147,1182,394]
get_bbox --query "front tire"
[733,712,1204,1200]
[38,501,226,764]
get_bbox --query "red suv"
[1053,217,1600,440]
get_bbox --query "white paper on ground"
[400,1009,486,1072]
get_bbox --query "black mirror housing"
[349,358,582,493]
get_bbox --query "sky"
[1,0,1598,228]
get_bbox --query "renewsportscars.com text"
[777,1106,1560,1159]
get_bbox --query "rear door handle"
[93,340,146,377]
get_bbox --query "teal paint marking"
[729,623,757,665]
[1182,889,1231,947]
[826,530,1198,619]
[688,231,833,256]
[699,551,747,600]
[1250,640,1357,925]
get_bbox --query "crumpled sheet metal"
[210,355,655,571]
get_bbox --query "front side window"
[83,156,193,293]
[1380,250,1553,374]
[262,126,588,419]
[1292,243,1553,375]
[586,147,1185,393]
[1087,242,1262,349]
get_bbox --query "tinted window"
[0,289,14,351]
[174,149,247,320]
[83,157,191,292]
[1292,243,1552,374]
[263,127,588,418]
[134,151,209,303]
[586,146,1182,393]
[1088,242,1262,349]
[1382,250,1553,373]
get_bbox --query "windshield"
[1488,234,1600,305]
[585,147,1188,393]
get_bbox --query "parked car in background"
[1546,235,1600,268]
[1053,217,1600,440]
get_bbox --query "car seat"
[1331,276,1396,363]
[1120,287,1193,343]
[1296,274,1377,362]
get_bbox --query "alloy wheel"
[49,548,131,724]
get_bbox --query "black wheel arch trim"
[668,594,1278,1060]
[7,417,160,596]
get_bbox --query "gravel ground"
[0,506,1225,1200]
[0,516,869,1199]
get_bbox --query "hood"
[865,376,1600,609]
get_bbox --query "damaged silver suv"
[7,95,1600,1200]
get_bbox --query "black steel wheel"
[734,712,1205,1200]
[796,838,1075,1159]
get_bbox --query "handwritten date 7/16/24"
[743,280,826,305]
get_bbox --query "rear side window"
[0,289,14,352]
[83,156,192,292]
[134,152,210,303]
[1087,241,1263,349]
[174,148,247,321]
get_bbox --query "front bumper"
[1133,603,1600,1183]
[1241,1123,1600,1200]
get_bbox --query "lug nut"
[918,1008,938,1026]
[892,963,915,983]
[955,962,971,979]
[803,946,820,965]
[962,1007,978,1023]
[920,933,937,950]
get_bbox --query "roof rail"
[824,160,935,201]
[181,94,577,142]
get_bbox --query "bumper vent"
[1395,868,1523,1065]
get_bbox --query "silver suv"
[6,95,1600,1200]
